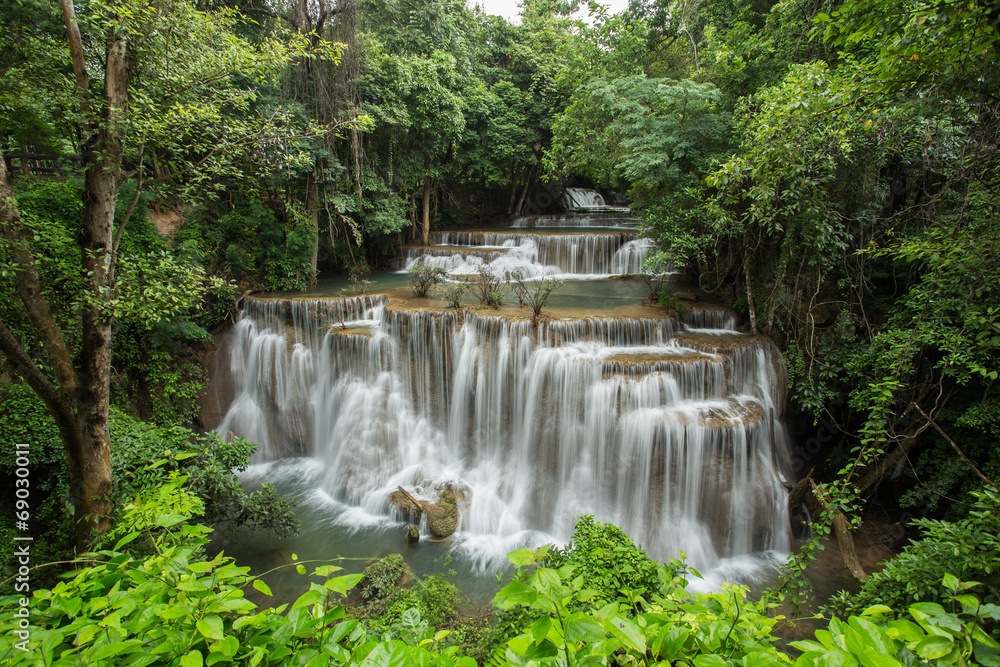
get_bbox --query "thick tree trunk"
[71,32,129,542]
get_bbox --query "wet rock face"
[389,490,422,521]
[424,491,458,538]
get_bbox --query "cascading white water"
[511,212,639,228]
[403,232,658,277]
[215,296,791,574]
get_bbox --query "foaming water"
[215,297,791,581]
[402,232,663,278]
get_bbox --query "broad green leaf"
[196,614,224,641]
[914,635,954,660]
[493,581,537,610]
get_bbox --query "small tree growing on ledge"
[509,270,564,322]
[433,280,467,308]
[471,264,507,307]
[407,263,446,297]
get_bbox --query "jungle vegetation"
[0,0,998,663]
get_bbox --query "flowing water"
[400,227,665,279]
[211,205,792,598]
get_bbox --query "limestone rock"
[424,490,458,538]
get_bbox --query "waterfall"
[215,297,791,573]
[403,232,658,277]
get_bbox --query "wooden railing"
[2,152,82,176]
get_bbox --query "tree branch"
[60,0,92,129]
[0,318,66,414]
[914,404,1000,492]
[0,153,77,390]
[109,145,144,279]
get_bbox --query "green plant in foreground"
[0,475,473,666]
[3,498,999,666]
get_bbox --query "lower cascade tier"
[210,295,792,573]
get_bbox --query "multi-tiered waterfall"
[211,204,791,583]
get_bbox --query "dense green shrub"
[178,197,316,291]
[827,488,1000,622]
[545,514,667,608]
[360,554,406,602]
[2,504,999,666]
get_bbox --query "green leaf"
[292,589,322,610]
[523,639,560,660]
[507,548,537,567]
[914,635,954,660]
[196,614,225,641]
[180,651,204,667]
[564,614,604,644]
[493,581,537,610]
[794,651,859,667]
[325,573,363,596]
[252,579,272,596]
[603,616,645,653]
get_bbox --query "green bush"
[360,554,406,602]
[2,509,999,666]
[545,514,668,608]
[827,488,1000,622]
[0,478,474,666]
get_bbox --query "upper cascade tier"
[402,231,660,278]
[559,187,630,212]
[211,294,791,572]
[511,212,640,228]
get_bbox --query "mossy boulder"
[424,491,458,538]
[360,553,405,601]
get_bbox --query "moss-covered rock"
[360,553,405,601]
[424,491,458,538]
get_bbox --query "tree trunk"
[507,166,519,215]
[421,174,431,247]
[306,172,319,285]
[515,163,536,216]
[810,480,868,581]
[743,252,758,334]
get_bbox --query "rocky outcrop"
[388,485,462,538]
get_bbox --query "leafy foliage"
[828,489,1000,621]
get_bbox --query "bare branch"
[914,404,1000,492]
